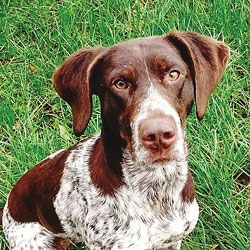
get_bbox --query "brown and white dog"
[1,31,229,250]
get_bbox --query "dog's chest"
[82,187,198,249]
[54,138,199,249]
[56,181,198,249]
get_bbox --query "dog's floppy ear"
[167,31,229,120]
[53,47,106,136]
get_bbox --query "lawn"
[0,0,249,249]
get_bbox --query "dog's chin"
[132,146,176,167]
[152,156,171,164]
[145,156,175,168]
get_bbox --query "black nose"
[139,115,176,151]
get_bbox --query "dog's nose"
[139,115,176,151]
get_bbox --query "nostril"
[139,116,177,152]
[163,131,175,139]
[147,133,156,142]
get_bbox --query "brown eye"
[114,80,129,89]
[169,70,180,81]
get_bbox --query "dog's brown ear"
[167,31,229,120]
[53,47,106,136]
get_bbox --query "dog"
[1,31,229,249]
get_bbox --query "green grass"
[0,0,249,249]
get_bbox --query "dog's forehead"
[108,36,183,65]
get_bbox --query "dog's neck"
[88,129,125,195]
[121,149,189,205]
[89,128,190,203]
[100,129,124,177]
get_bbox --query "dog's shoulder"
[7,147,74,233]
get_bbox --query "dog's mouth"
[131,143,175,166]
[152,156,170,164]
[144,140,174,162]
[149,149,173,164]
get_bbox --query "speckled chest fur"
[54,135,199,249]
[2,30,229,250]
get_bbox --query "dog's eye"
[114,80,129,89]
[168,70,180,81]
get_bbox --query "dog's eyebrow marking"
[144,59,153,86]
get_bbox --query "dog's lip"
[149,152,173,163]
[149,148,172,164]
[152,157,169,163]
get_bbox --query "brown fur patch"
[53,238,71,250]
[8,149,72,233]
[89,137,124,195]
[182,170,195,203]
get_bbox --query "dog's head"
[54,31,229,165]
